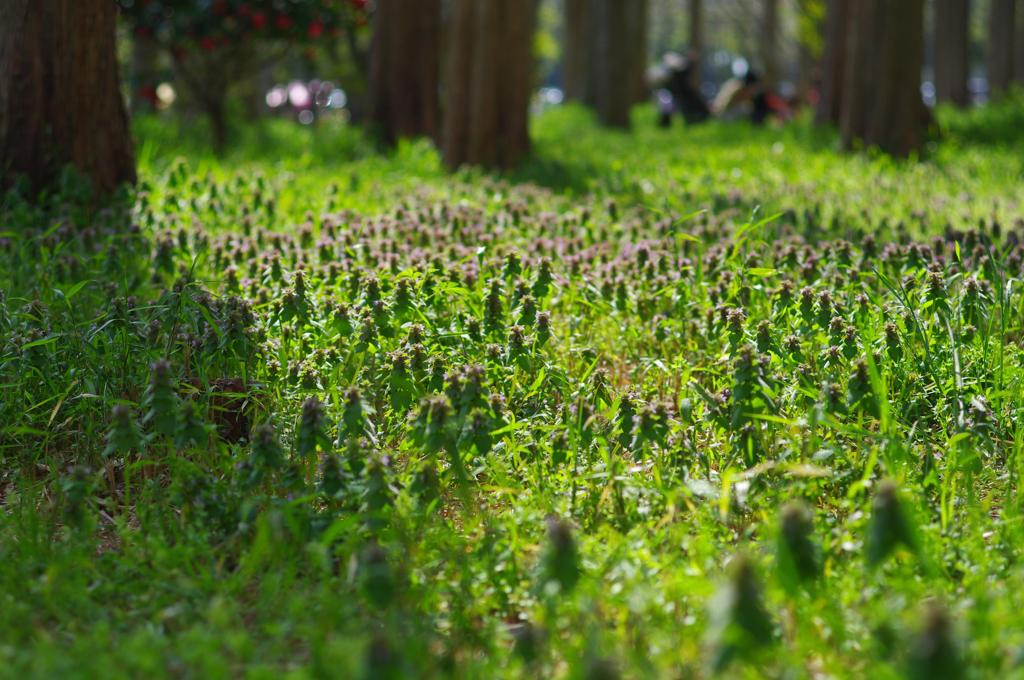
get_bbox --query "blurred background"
[114,0,1022,163]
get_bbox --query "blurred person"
[712,69,790,125]
[655,52,709,128]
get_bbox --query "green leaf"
[21,335,60,350]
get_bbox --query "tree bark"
[815,0,848,125]
[688,0,704,90]
[864,0,926,155]
[367,0,441,145]
[563,0,648,125]
[988,0,1016,98]
[839,0,875,142]
[592,0,629,126]
[625,0,650,106]
[563,0,590,101]
[934,0,970,106]
[0,0,135,194]
[761,0,781,90]
[581,0,647,127]
[441,0,536,170]
[1015,5,1024,86]
[840,0,926,157]
[1017,7,1024,86]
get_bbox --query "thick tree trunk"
[592,0,628,126]
[1017,8,1024,86]
[815,0,848,125]
[840,0,925,157]
[367,0,441,145]
[864,0,926,155]
[208,95,228,158]
[563,0,589,101]
[761,0,781,90]
[563,0,648,125]
[441,0,536,170]
[625,0,650,106]
[839,0,875,142]
[935,0,970,106]
[579,0,647,128]
[688,0,704,90]
[0,0,135,194]
[988,0,1016,98]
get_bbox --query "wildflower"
[296,398,330,459]
[359,543,396,608]
[174,400,209,450]
[143,359,178,438]
[511,621,543,665]
[541,516,580,595]
[104,405,142,459]
[707,554,775,673]
[867,480,918,567]
[362,635,401,680]
[906,602,965,680]
[776,501,821,592]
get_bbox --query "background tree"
[1018,7,1024,87]
[689,0,705,89]
[367,0,441,145]
[987,0,1016,98]
[563,0,590,102]
[1017,6,1024,87]
[934,0,970,107]
[760,0,780,89]
[1,0,135,194]
[561,0,648,128]
[815,0,848,125]
[793,0,825,103]
[442,0,537,169]
[838,0,926,156]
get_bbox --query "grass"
[1,100,1024,678]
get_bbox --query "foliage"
[119,0,369,50]
[2,106,1024,677]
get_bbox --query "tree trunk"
[840,0,926,157]
[0,0,135,194]
[586,0,647,127]
[988,0,1016,98]
[208,95,228,158]
[688,0,704,90]
[815,0,848,125]
[1017,7,1024,86]
[864,0,926,155]
[934,0,970,106]
[761,0,781,90]
[839,0,877,147]
[441,0,536,170]
[563,0,589,101]
[625,0,650,106]
[564,0,647,125]
[367,0,441,145]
